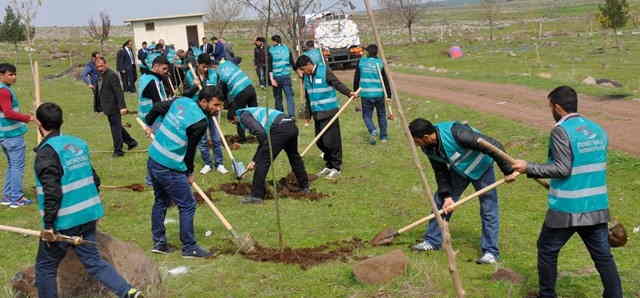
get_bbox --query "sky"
[0,0,368,27]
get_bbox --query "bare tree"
[207,0,245,38]
[9,0,43,70]
[378,0,423,42]
[87,11,111,53]
[480,0,501,41]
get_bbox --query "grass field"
[0,31,639,297]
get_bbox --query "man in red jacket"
[0,63,35,208]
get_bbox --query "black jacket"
[353,60,392,98]
[254,45,266,67]
[116,47,135,72]
[421,123,514,198]
[303,66,352,120]
[35,132,101,230]
[201,42,214,56]
[97,68,127,116]
[238,111,286,162]
[145,100,208,174]
[142,72,167,104]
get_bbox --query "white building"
[124,13,206,52]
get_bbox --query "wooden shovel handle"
[375,64,393,117]
[301,88,361,157]
[0,224,41,237]
[187,63,203,91]
[135,118,155,140]
[397,176,512,234]
[192,182,234,231]
[477,138,549,189]
[211,116,236,161]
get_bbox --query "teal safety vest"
[268,44,292,77]
[145,52,162,68]
[429,122,494,180]
[216,60,252,101]
[548,115,609,214]
[148,97,206,171]
[35,135,103,230]
[166,48,177,64]
[236,107,283,132]
[0,83,28,138]
[303,48,324,66]
[191,47,203,57]
[137,74,167,121]
[304,64,339,113]
[358,57,385,100]
[185,69,219,100]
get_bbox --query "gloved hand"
[41,229,57,242]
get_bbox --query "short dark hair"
[0,63,17,74]
[271,35,282,43]
[142,41,147,45]
[36,102,63,131]
[256,36,266,42]
[295,55,313,69]
[197,53,212,65]
[366,44,378,57]
[199,86,224,102]
[305,40,315,48]
[122,40,131,48]
[548,86,578,113]
[153,56,169,66]
[211,36,218,41]
[91,51,100,58]
[409,118,436,138]
[155,43,163,50]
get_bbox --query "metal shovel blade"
[233,232,257,254]
[371,228,398,246]
[232,161,247,180]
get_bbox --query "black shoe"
[182,246,213,258]
[300,187,310,194]
[127,141,138,151]
[151,243,174,254]
[112,151,125,157]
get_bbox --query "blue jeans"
[273,76,295,117]
[424,167,500,257]
[148,158,198,252]
[361,98,388,139]
[198,119,223,167]
[35,221,132,298]
[0,135,26,201]
[537,223,622,298]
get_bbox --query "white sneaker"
[325,169,341,180]
[317,168,332,176]
[216,164,229,175]
[200,165,212,175]
[476,252,497,264]
[412,241,437,251]
[319,152,325,159]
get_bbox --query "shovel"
[301,88,361,157]
[375,64,394,121]
[372,174,517,246]
[477,138,549,189]
[0,224,96,245]
[191,182,256,253]
[211,116,247,179]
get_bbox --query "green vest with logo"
[548,115,608,214]
[0,83,28,138]
[304,64,339,113]
[269,44,292,77]
[149,97,206,172]
[216,60,252,101]
[185,70,218,101]
[35,135,103,230]
[236,107,283,132]
[429,122,494,180]
[358,57,385,100]
[304,48,324,66]
[137,74,167,121]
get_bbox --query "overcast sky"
[0,0,368,27]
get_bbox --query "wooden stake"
[32,61,43,143]
[362,0,466,296]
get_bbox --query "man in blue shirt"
[81,52,101,112]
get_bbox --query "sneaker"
[215,164,229,175]
[151,243,174,255]
[125,288,144,298]
[381,138,388,143]
[241,196,264,204]
[317,168,332,176]
[182,246,213,259]
[9,198,32,209]
[325,169,341,180]
[412,241,437,251]
[476,252,497,264]
[200,165,212,175]
[319,152,325,159]
[1,197,14,206]
[127,141,139,151]
[369,134,377,145]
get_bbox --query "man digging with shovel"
[234,107,310,204]
[33,103,142,298]
[408,118,519,264]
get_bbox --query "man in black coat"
[96,57,138,157]
[201,37,214,57]
[117,40,137,93]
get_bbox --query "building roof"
[124,13,206,23]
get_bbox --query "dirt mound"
[193,187,216,204]
[218,173,327,201]
[224,135,258,144]
[12,231,161,297]
[219,182,254,197]
[234,238,367,270]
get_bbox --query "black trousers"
[252,120,308,198]
[120,67,136,93]
[107,113,136,153]
[92,88,102,113]
[314,116,342,170]
[232,86,258,141]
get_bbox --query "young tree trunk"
[408,22,414,43]
[14,43,19,65]
[489,19,494,41]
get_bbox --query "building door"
[186,25,199,48]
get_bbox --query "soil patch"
[224,135,258,144]
[223,238,367,270]
[218,174,327,201]
[193,187,216,204]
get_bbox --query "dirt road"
[336,71,640,156]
